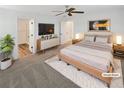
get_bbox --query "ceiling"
[0,5,123,16]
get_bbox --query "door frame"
[17,18,36,59]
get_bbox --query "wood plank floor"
[18,44,32,58]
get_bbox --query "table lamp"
[75,33,80,39]
[116,35,122,45]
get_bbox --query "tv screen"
[38,23,54,35]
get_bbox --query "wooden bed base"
[58,53,113,87]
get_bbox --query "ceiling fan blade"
[52,10,64,12]
[55,12,65,16]
[71,11,84,13]
[66,8,75,12]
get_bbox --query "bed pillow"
[84,35,94,42]
[95,36,108,43]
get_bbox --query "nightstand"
[113,44,124,57]
[72,39,82,44]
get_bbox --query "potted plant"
[0,34,15,70]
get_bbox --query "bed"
[58,32,114,87]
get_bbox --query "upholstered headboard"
[84,32,113,43]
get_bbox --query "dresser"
[37,37,59,52]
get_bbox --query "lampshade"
[75,33,80,39]
[116,35,122,45]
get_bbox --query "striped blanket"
[60,41,114,72]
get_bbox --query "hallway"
[18,44,32,58]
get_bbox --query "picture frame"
[88,19,111,32]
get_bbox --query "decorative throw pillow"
[84,35,94,42]
[95,36,108,43]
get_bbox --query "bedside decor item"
[49,34,52,39]
[41,35,44,39]
[0,34,15,70]
[54,34,58,38]
[116,35,122,45]
[72,33,82,44]
[89,19,110,31]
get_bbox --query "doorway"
[17,19,32,58]
[60,21,74,44]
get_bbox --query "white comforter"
[60,45,113,72]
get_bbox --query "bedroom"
[0,5,124,88]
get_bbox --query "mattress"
[60,42,113,72]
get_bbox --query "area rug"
[45,56,123,88]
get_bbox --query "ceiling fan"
[52,6,84,16]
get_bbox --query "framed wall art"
[89,19,111,31]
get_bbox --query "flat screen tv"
[38,23,54,35]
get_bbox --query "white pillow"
[84,36,94,42]
[95,36,108,43]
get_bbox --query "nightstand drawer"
[72,39,82,44]
[113,44,124,57]
[113,45,124,51]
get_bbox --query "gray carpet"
[0,44,124,88]
[0,45,79,88]
[0,62,78,88]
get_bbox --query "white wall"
[0,10,18,59]
[72,8,124,43]
[0,8,60,59]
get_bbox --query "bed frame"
[58,53,113,88]
[59,32,113,87]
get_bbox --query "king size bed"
[59,32,114,87]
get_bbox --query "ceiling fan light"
[68,13,72,16]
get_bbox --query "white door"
[60,21,73,44]
[29,19,35,53]
[18,19,29,44]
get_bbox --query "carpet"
[45,56,123,88]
